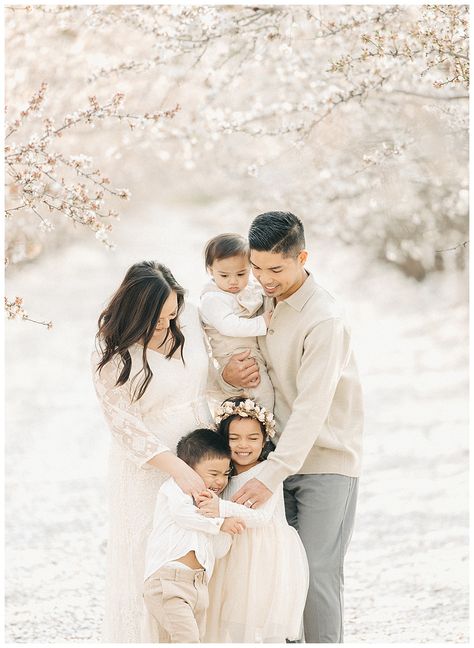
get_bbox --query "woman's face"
[228,417,265,473]
[154,291,178,333]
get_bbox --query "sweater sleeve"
[257,318,351,492]
[91,352,171,468]
[200,292,267,337]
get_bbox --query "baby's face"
[209,255,250,294]
[194,456,231,494]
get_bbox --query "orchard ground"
[5,200,469,643]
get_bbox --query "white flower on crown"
[215,398,276,438]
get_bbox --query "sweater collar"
[282,270,317,311]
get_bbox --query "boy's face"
[193,456,231,494]
[209,255,250,294]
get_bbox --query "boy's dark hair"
[248,211,305,257]
[176,428,231,468]
[204,233,249,268]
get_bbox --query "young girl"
[199,397,309,643]
[199,233,274,412]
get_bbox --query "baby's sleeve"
[91,352,170,468]
[200,292,267,338]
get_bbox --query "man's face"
[250,249,308,302]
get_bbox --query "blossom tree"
[5,4,469,323]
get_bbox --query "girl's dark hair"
[95,261,185,401]
[177,428,231,469]
[215,397,276,465]
[204,233,249,269]
[249,211,305,257]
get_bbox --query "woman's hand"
[173,463,207,499]
[147,452,205,498]
[197,491,220,517]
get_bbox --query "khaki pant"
[143,565,209,643]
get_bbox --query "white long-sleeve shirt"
[199,281,267,339]
[144,478,231,580]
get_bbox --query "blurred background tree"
[5,3,469,318]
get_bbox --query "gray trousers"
[284,474,359,643]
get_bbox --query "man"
[222,211,363,643]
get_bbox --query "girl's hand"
[197,491,220,517]
[221,517,246,535]
[194,489,213,507]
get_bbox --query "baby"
[199,233,274,412]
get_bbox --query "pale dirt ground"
[5,201,469,643]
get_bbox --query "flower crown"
[215,398,276,438]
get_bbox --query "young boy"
[143,428,245,643]
[200,233,274,412]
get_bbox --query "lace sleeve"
[91,352,171,468]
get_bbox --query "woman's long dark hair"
[95,261,185,400]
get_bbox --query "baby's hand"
[197,490,220,517]
[221,517,246,535]
[263,310,273,328]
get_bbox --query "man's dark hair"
[176,428,231,469]
[248,211,305,257]
[204,233,249,269]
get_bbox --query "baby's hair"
[204,233,249,269]
[215,397,276,462]
[176,428,231,469]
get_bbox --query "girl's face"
[228,417,265,474]
[209,255,250,294]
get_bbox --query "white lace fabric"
[92,304,215,643]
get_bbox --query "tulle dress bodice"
[205,462,309,643]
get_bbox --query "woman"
[92,261,214,642]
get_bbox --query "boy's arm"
[162,480,224,535]
[212,517,248,559]
[200,292,267,337]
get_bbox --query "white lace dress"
[92,304,214,643]
[205,462,309,643]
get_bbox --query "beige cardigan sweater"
[255,272,363,492]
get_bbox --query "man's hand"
[222,349,260,389]
[221,517,246,535]
[231,478,272,508]
[197,491,220,517]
